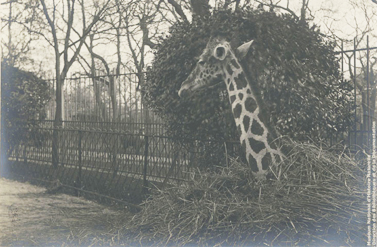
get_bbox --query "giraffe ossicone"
[178,36,284,180]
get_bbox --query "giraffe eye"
[214,46,227,60]
[216,47,224,57]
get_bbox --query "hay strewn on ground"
[130,141,367,246]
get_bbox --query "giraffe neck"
[223,57,282,178]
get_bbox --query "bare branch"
[165,0,189,23]
[254,0,299,20]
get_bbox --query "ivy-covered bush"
[144,9,353,166]
[1,60,50,156]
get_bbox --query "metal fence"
[44,72,160,124]
[337,35,377,153]
[39,120,168,136]
[6,123,242,204]
[6,69,245,204]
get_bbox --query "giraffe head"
[178,36,254,97]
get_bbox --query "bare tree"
[253,0,313,22]
[116,1,166,129]
[22,0,112,165]
[1,1,41,67]
[162,0,189,23]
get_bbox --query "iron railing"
[7,124,242,203]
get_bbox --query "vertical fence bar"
[341,40,344,81]
[368,148,372,246]
[76,75,78,121]
[23,142,27,164]
[368,121,377,246]
[76,130,82,196]
[52,127,59,167]
[118,75,120,122]
[112,132,118,178]
[354,38,357,149]
[373,122,377,246]
[62,78,65,123]
[367,35,370,150]
[143,135,149,193]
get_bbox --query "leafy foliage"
[1,60,50,155]
[144,9,353,164]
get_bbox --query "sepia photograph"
[0,0,377,246]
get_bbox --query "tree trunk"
[139,72,150,134]
[52,74,62,167]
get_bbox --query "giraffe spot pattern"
[243,115,250,133]
[234,73,247,89]
[233,104,242,118]
[230,95,236,104]
[247,89,252,94]
[238,93,243,100]
[226,65,233,75]
[230,59,240,69]
[250,119,264,136]
[237,125,243,137]
[261,153,272,170]
[229,82,234,91]
[248,154,259,172]
[244,97,257,113]
[248,138,265,154]
[241,139,246,150]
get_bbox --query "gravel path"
[0,177,129,246]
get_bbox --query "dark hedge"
[144,9,353,167]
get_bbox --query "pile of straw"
[131,141,367,246]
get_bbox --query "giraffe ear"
[236,40,254,60]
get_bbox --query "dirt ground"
[0,177,132,246]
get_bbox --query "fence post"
[367,121,377,246]
[353,38,357,149]
[23,144,27,164]
[162,141,179,189]
[112,133,118,178]
[142,135,149,193]
[52,128,59,167]
[76,130,82,196]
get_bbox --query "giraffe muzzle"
[178,77,197,98]
[178,88,189,98]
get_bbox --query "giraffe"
[178,36,284,180]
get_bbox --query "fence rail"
[7,123,242,203]
[6,119,377,205]
[38,120,169,136]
